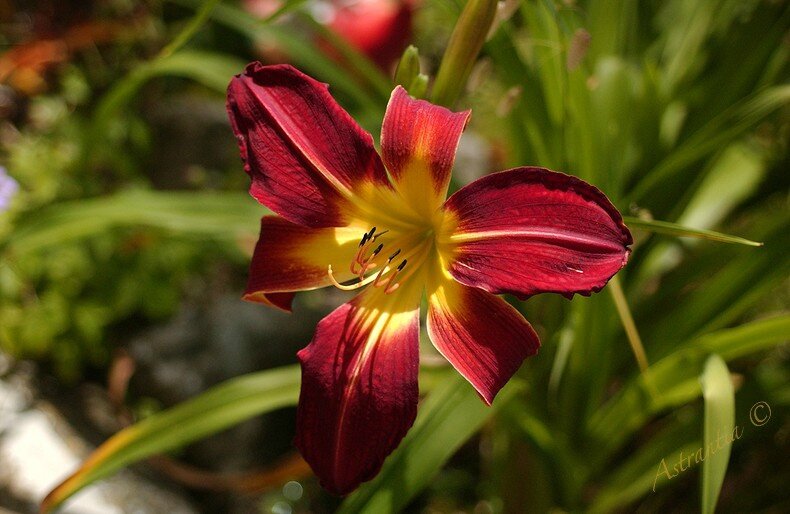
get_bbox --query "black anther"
[359,232,370,247]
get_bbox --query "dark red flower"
[324,0,413,68]
[243,0,414,69]
[227,62,632,495]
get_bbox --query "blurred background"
[0,0,787,513]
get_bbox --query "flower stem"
[431,0,498,108]
[608,275,648,373]
[608,275,661,401]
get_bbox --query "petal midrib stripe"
[244,80,356,201]
[331,304,392,479]
[447,229,625,251]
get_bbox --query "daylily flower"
[243,0,414,69]
[227,62,632,495]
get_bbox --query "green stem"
[608,275,649,373]
[431,0,498,108]
[607,275,661,402]
[158,0,222,59]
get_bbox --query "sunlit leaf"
[3,190,265,255]
[700,354,735,514]
[623,216,763,246]
[41,365,301,513]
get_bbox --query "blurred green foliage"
[1,0,788,512]
[0,37,245,379]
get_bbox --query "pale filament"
[330,228,420,294]
[328,264,382,291]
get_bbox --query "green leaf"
[586,0,638,59]
[86,50,245,164]
[41,365,301,513]
[633,212,789,349]
[94,50,244,130]
[623,216,763,246]
[506,404,587,504]
[700,354,735,514]
[519,0,567,126]
[589,414,699,513]
[675,143,766,230]
[587,315,789,468]
[630,85,790,200]
[158,0,223,59]
[338,375,523,514]
[658,0,716,93]
[4,190,264,255]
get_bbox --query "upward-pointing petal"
[227,63,390,228]
[381,86,470,216]
[295,286,421,495]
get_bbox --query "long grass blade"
[700,354,735,514]
[623,216,763,246]
[3,190,264,255]
[587,315,788,467]
[159,0,222,59]
[41,365,301,513]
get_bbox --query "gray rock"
[0,358,199,514]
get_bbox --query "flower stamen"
[373,248,407,287]
[382,259,408,294]
[354,242,381,278]
[332,228,427,294]
[351,227,392,274]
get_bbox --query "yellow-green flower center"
[328,188,456,296]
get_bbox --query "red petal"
[295,289,420,495]
[329,0,413,69]
[227,63,390,227]
[442,167,632,298]
[427,278,539,405]
[381,86,470,214]
[244,216,361,302]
